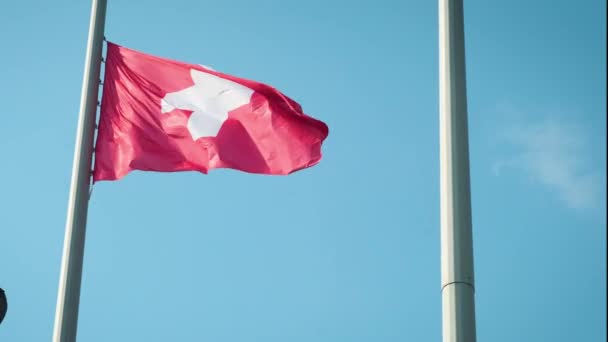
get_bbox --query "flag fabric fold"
[93,42,328,182]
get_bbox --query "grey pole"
[438,0,477,341]
[53,1,107,341]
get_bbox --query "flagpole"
[438,0,477,341]
[53,0,107,341]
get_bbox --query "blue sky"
[0,0,605,341]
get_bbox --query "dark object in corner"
[0,288,6,325]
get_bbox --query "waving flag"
[93,42,328,181]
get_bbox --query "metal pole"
[438,0,477,341]
[53,0,107,341]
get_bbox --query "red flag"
[93,42,328,181]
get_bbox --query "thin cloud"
[493,119,602,211]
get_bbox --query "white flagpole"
[53,0,107,341]
[438,0,477,341]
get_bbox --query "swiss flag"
[93,42,329,181]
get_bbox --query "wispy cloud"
[493,118,603,211]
